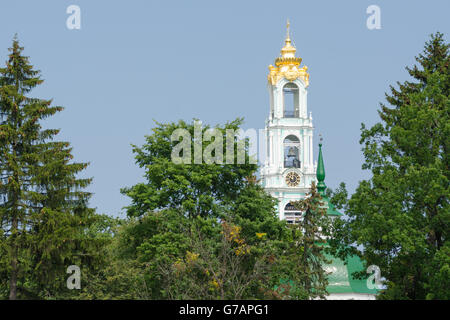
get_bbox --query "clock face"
[285,172,300,187]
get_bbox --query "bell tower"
[261,20,317,223]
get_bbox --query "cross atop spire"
[280,19,296,59]
[286,19,291,41]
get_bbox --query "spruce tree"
[286,182,331,299]
[0,37,97,299]
[330,32,449,299]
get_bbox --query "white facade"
[260,75,317,223]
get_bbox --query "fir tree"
[287,182,332,299]
[0,37,98,299]
[330,32,449,299]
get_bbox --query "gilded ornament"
[267,21,310,87]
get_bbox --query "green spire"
[316,138,326,195]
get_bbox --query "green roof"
[316,194,343,216]
[276,247,379,296]
[322,196,343,216]
[324,251,378,294]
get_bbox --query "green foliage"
[117,119,331,299]
[329,33,449,300]
[75,215,151,300]
[134,213,278,299]
[121,119,257,219]
[281,182,332,300]
[118,119,290,299]
[0,37,103,299]
[222,180,286,245]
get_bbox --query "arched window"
[284,135,301,168]
[284,202,302,224]
[283,82,299,118]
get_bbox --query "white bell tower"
[261,21,317,223]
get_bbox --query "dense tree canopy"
[0,46,333,299]
[121,119,258,219]
[1,31,447,301]
[329,32,449,300]
[0,38,104,299]
[117,119,331,299]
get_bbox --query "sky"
[0,0,448,217]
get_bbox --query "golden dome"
[280,20,297,59]
[268,20,309,87]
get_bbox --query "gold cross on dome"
[286,19,290,38]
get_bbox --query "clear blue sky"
[0,0,448,217]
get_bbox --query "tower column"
[269,131,273,165]
[262,20,315,224]
[278,197,284,220]
[303,133,308,169]
[277,130,282,169]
